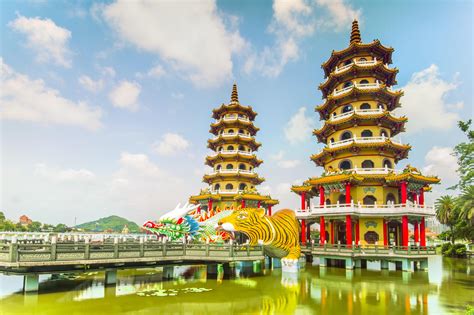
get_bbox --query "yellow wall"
[325,155,395,172]
[359,217,384,246]
[336,55,375,68]
[335,76,377,90]
[329,100,385,116]
[326,126,390,144]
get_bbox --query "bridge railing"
[301,243,437,256]
[0,240,265,263]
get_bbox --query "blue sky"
[1,0,472,225]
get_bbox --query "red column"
[345,182,351,204]
[401,181,407,204]
[241,200,246,208]
[412,192,418,203]
[383,219,388,246]
[197,206,201,214]
[419,189,425,205]
[320,216,326,244]
[257,201,261,208]
[414,220,419,244]
[268,205,272,216]
[208,199,213,212]
[301,191,306,210]
[346,215,352,247]
[402,215,408,247]
[355,220,359,245]
[420,217,426,247]
[330,221,334,244]
[319,186,325,206]
[301,219,307,244]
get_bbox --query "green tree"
[53,223,68,232]
[29,221,42,232]
[435,195,458,244]
[456,185,474,223]
[0,211,5,221]
[450,120,474,190]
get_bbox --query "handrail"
[333,82,381,96]
[334,58,378,74]
[212,133,252,140]
[207,169,257,176]
[296,202,435,216]
[301,243,437,255]
[209,150,254,157]
[329,108,385,122]
[327,136,402,149]
[215,116,250,123]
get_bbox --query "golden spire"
[350,19,361,44]
[231,83,239,103]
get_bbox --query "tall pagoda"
[292,20,440,248]
[189,84,278,215]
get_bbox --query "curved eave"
[211,103,257,120]
[316,87,403,120]
[319,63,399,98]
[203,173,265,185]
[209,120,259,135]
[207,136,262,150]
[310,141,411,166]
[313,113,407,142]
[321,40,394,77]
[385,173,441,185]
[307,173,365,186]
[205,154,263,167]
[233,194,279,205]
[189,194,222,202]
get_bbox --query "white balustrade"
[332,82,381,97]
[327,136,402,149]
[209,150,254,157]
[207,169,257,176]
[329,108,384,122]
[334,58,378,74]
[212,133,252,140]
[215,115,250,123]
[210,189,245,195]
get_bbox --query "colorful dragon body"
[143,203,233,242]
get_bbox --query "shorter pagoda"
[189,84,278,217]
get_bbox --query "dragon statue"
[143,202,233,242]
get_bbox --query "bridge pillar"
[345,258,354,270]
[354,259,361,269]
[360,259,367,269]
[381,260,389,270]
[23,274,39,293]
[402,259,414,272]
[420,259,429,271]
[319,257,327,267]
[395,261,402,271]
[271,258,281,269]
[105,269,117,286]
[163,266,174,280]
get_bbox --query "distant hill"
[76,215,141,233]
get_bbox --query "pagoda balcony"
[327,135,402,149]
[334,58,382,74]
[209,150,254,157]
[296,201,435,218]
[207,169,257,176]
[332,82,386,97]
[329,108,385,122]
[210,189,244,195]
[215,115,250,123]
[325,166,401,176]
[212,133,253,140]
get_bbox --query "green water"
[0,256,472,314]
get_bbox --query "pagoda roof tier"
[212,103,257,120]
[316,84,403,120]
[189,188,279,206]
[319,61,398,98]
[385,165,440,190]
[207,134,261,151]
[322,40,394,77]
[203,170,265,185]
[311,138,411,166]
[209,117,260,136]
[313,110,407,142]
[205,151,263,167]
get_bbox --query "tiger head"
[217,208,266,244]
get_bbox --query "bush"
[441,242,467,258]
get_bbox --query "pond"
[0,256,472,314]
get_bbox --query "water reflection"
[0,256,472,314]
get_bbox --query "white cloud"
[101,0,246,87]
[153,133,190,156]
[78,75,104,93]
[136,64,166,79]
[316,0,361,30]
[284,107,314,144]
[116,152,163,179]
[108,80,141,111]
[270,150,301,168]
[100,66,116,78]
[398,65,461,133]
[422,146,458,183]
[35,163,96,182]
[0,58,102,130]
[9,15,72,67]
[171,92,184,100]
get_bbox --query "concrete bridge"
[0,238,264,292]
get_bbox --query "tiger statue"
[217,208,301,266]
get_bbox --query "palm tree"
[435,195,458,244]
[456,186,474,223]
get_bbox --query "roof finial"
[231,83,239,103]
[350,19,361,44]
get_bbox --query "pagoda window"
[330,138,335,143]
[218,147,222,151]
[239,164,246,170]
[378,103,385,109]
[380,130,388,137]
[361,129,373,137]
[227,145,235,150]
[339,160,352,170]
[228,129,235,134]
[225,184,234,190]
[358,57,367,61]
[343,59,352,66]
[238,129,244,134]
[239,183,247,190]
[332,112,337,117]
[360,79,369,84]
[386,193,396,204]
[361,160,375,168]
[342,104,353,113]
[343,81,353,88]
[338,194,346,204]
[383,159,392,169]
[340,131,352,141]
[363,195,377,205]
[360,103,371,110]
[216,165,222,171]
[238,145,245,151]
[249,167,253,171]
[326,198,331,205]
[214,184,220,191]
[238,113,244,118]
[226,164,233,169]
